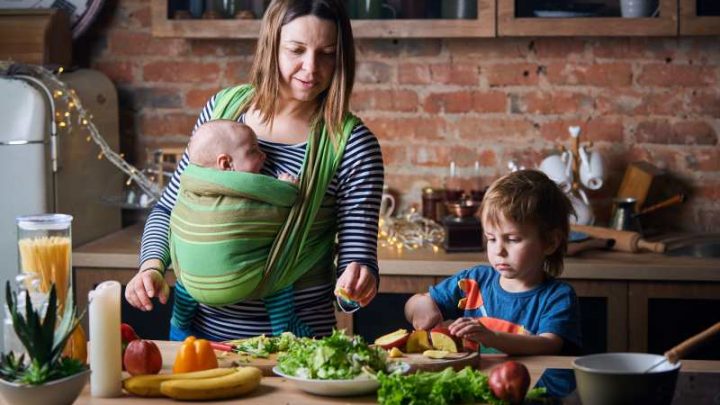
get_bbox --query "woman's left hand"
[336,262,377,307]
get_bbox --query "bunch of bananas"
[123,367,262,400]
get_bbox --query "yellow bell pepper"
[172,336,219,373]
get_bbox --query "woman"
[124,0,383,340]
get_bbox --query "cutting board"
[158,341,279,376]
[393,352,480,373]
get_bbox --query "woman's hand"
[125,260,170,311]
[335,262,377,307]
[448,317,491,343]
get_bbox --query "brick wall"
[87,1,719,231]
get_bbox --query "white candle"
[89,280,122,397]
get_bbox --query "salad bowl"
[273,362,409,397]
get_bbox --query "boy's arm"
[405,293,443,330]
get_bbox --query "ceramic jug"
[379,185,395,218]
[579,145,604,190]
[539,152,573,193]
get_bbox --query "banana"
[123,367,236,397]
[160,366,263,401]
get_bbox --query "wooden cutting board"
[158,341,279,376]
[393,352,480,373]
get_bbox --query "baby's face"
[230,130,265,173]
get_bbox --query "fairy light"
[378,209,444,252]
[1,61,161,201]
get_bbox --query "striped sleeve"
[334,123,384,279]
[139,96,216,266]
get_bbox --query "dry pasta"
[18,236,71,309]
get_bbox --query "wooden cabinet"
[679,0,720,35]
[151,0,495,39]
[498,0,678,36]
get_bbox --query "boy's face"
[230,131,265,173]
[483,213,556,289]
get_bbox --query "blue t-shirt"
[429,265,582,353]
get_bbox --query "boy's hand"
[412,311,443,331]
[125,265,170,311]
[405,294,443,330]
[448,317,491,342]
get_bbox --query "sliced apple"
[422,349,450,359]
[374,328,410,350]
[430,327,460,353]
[405,330,432,353]
[388,347,405,358]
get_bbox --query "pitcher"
[379,185,396,218]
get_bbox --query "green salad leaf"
[277,330,387,380]
[226,332,296,358]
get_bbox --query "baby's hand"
[448,317,490,343]
[278,172,298,184]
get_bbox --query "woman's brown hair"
[480,170,574,278]
[243,0,355,142]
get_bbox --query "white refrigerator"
[0,68,123,347]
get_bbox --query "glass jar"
[16,214,73,310]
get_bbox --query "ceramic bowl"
[573,353,680,405]
[0,369,90,405]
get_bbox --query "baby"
[188,119,295,183]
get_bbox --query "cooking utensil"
[635,193,686,217]
[610,197,641,232]
[571,224,666,253]
[644,321,720,373]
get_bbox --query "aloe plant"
[2,281,86,385]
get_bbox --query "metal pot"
[572,353,680,405]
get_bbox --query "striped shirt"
[140,93,384,340]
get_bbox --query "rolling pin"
[571,224,666,253]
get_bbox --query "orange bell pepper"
[172,336,219,373]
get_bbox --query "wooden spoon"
[644,321,720,373]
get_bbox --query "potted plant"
[0,281,89,405]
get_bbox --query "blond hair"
[243,0,355,142]
[480,170,574,277]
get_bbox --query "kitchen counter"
[65,341,720,404]
[74,224,720,281]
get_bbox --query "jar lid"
[16,214,73,230]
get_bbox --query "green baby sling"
[169,84,358,335]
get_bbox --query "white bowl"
[273,366,379,396]
[0,369,90,405]
[573,353,680,405]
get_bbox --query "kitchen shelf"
[151,0,495,39]
[498,0,679,37]
[679,0,720,35]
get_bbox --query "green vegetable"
[377,366,546,405]
[277,330,387,380]
[226,332,296,358]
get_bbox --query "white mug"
[568,191,595,226]
[620,0,657,18]
[539,154,573,193]
[579,147,604,191]
[379,185,395,218]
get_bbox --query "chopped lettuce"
[277,330,387,380]
[226,332,295,358]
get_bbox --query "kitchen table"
[63,339,720,404]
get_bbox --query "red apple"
[430,327,460,352]
[488,360,531,404]
[123,339,162,376]
[374,329,410,350]
[405,330,432,353]
[121,323,139,371]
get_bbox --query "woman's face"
[278,15,337,103]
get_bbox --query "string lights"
[378,207,445,252]
[0,62,162,202]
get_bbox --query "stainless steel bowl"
[445,200,480,218]
[573,353,680,405]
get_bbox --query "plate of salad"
[273,330,408,396]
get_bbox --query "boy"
[405,170,581,355]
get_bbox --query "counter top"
[64,341,720,404]
[74,225,720,282]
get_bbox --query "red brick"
[591,38,676,60]
[546,63,633,87]
[695,182,720,200]
[423,91,505,114]
[92,61,135,84]
[595,89,683,116]
[185,88,219,109]
[408,145,484,167]
[190,40,256,57]
[671,121,717,145]
[140,113,199,137]
[446,38,532,59]
[627,146,680,170]
[539,119,623,144]
[351,89,419,112]
[499,149,547,172]
[380,144,409,166]
[516,91,594,115]
[457,118,536,142]
[687,91,720,116]
[684,148,720,172]
[635,120,673,144]
[143,61,221,83]
[363,117,446,142]
[355,61,393,84]
[128,5,151,28]
[223,60,254,84]
[398,63,478,85]
[109,30,189,57]
[637,65,716,87]
[533,38,586,60]
[482,63,540,87]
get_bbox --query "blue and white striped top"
[139,93,384,340]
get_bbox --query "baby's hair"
[480,169,574,277]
